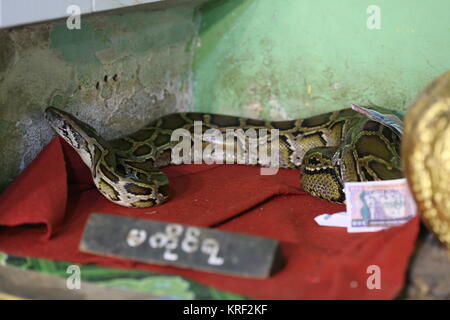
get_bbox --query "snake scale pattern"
[45,107,403,208]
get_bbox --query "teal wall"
[192,0,450,119]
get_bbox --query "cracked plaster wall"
[0,2,200,190]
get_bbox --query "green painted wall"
[192,0,450,120]
[0,2,200,190]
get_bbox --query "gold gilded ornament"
[402,71,450,249]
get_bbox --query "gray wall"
[0,1,201,190]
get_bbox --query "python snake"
[45,106,403,208]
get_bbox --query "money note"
[344,178,416,233]
[351,104,404,136]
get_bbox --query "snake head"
[45,106,169,208]
[45,107,105,167]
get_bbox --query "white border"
[0,0,162,28]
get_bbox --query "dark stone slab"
[80,213,284,278]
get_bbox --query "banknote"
[344,178,417,233]
[351,104,404,136]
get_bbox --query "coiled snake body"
[45,107,402,208]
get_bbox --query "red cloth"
[0,137,419,299]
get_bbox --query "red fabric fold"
[0,137,419,299]
[0,138,68,239]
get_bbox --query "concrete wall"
[0,2,200,190]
